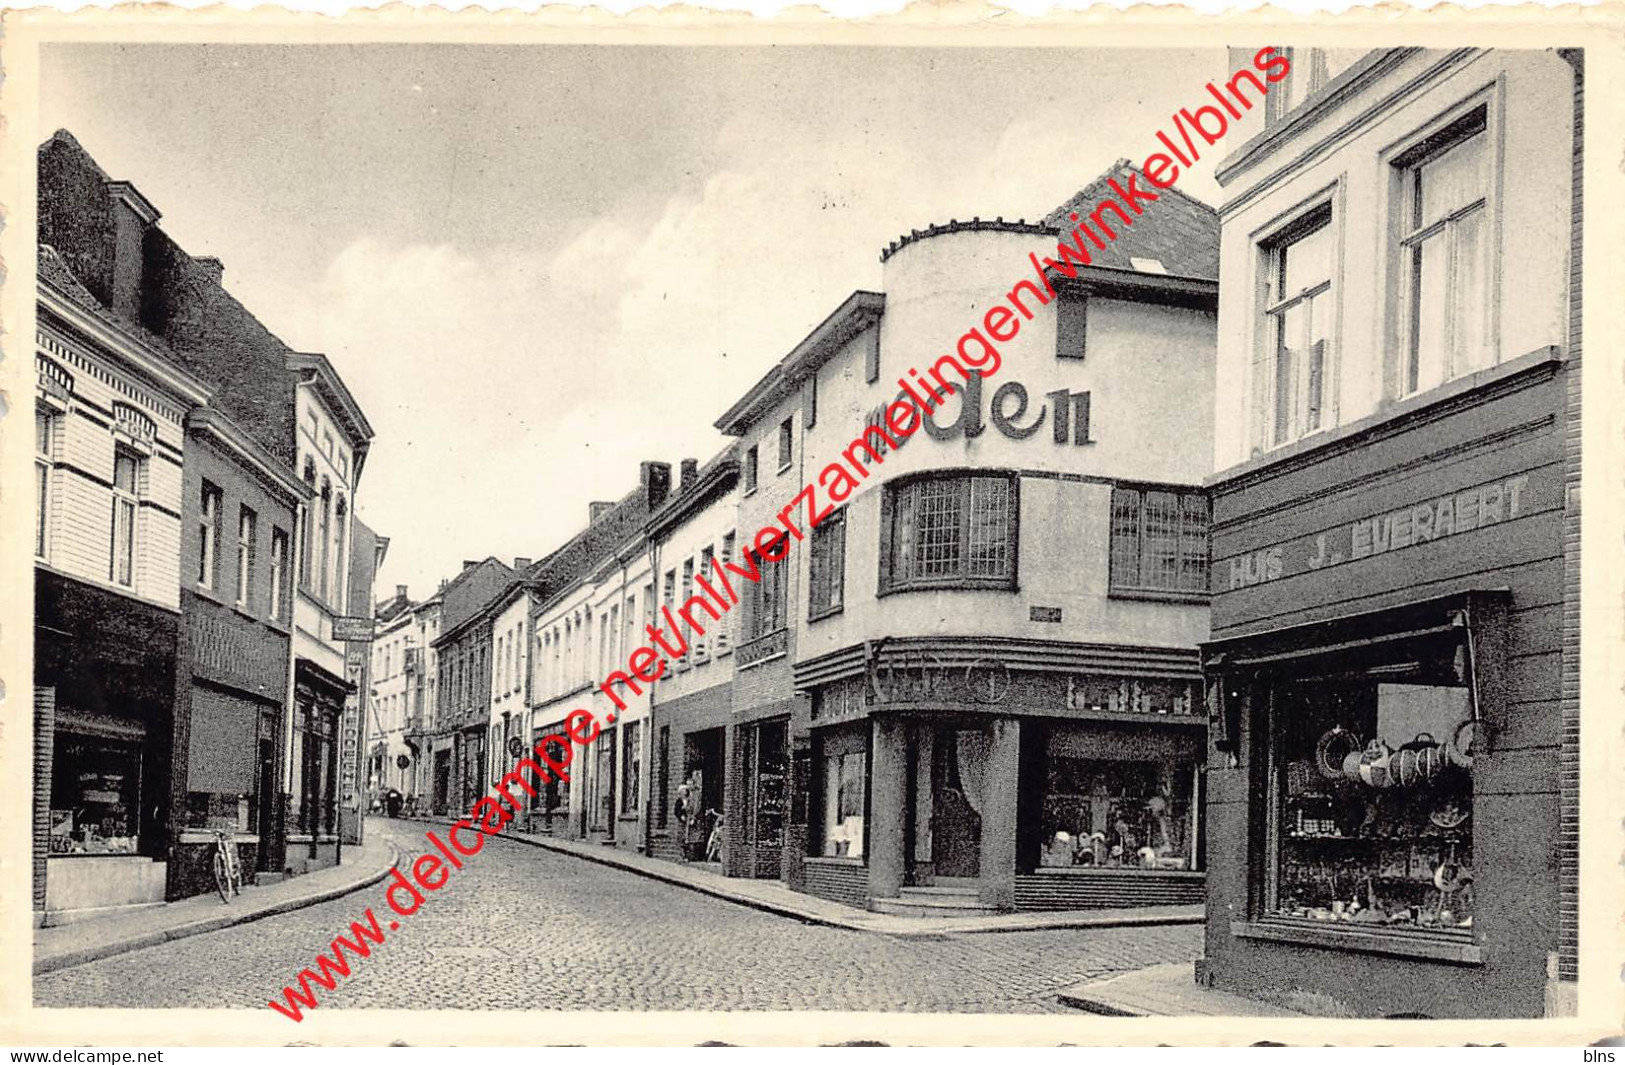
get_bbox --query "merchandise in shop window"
[1039,758,1193,869]
[1273,678,1477,935]
[49,735,143,855]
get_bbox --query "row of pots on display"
[1316,721,1483,790]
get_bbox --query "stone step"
[901,884,982,897]
[870,893,1000,917]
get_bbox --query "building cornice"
[1216,48,1482,220]
[714,290,885,436]
[287,352,375,472]
[189,407,311,505]
[1051,265,1218,311]
[38,282,212,409]
[648,456,741,543]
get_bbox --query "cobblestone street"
[37,818,1200,1013]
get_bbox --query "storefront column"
[868,717,908,899]
[978,717,1020,911]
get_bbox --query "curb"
[485,828,870,933]
[34,843,403,975]
[484,828,1205,938]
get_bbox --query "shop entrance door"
[931,727,983,878]
[432,750,451,816]
[256,737,277,872]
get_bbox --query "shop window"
[881,473,1017,593]
[36,406,55,560]
[743,446,759,494]
[1263,661,1476,939]
[49,732,143,854]
[621,720,642,816]
[821,745,867,858]
[1109,486,1209,598]
[749,720,789,849]
[236,506,257,609]
[593,726,616,831]
[808,508,846,620]
[1397,106,1492,397]
[111,449,143,588]
[1258,205,1335,451]
[1039,754,1196,869]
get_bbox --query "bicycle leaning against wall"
[213,829,244,903]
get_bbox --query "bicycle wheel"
[213,851,230,903]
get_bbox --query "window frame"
[1108,483,1211,602]
[197,481,223,592]
[1390,102,1496,401]
[807,507,847,622]
[1257,201,1338,452]
[742,446,760,495]
[35,405,56,561]
[236,505,257,610]
[878,471,1019,596]
[620,720,642,817]
[111,448,143,589]
[777,416,794,473]
[742,535,790,642]
[269,526,289,621]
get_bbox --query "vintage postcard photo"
[1,6,1621,1048]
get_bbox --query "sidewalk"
[482,823,1204,938]
[1056,962,1305,1016]
[34,834,400,975]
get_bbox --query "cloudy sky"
[41,43,1229,599]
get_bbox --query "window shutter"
[1056,296,1088,360]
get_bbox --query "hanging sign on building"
[333,615,378,642]
[1222,468,1548,592]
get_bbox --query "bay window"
[1398,107,1491,396]
[881,472,1017,593]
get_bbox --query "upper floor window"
[1397,107,1491,397]
[1261,206,1334,450]
[1109,486,1209,599]
[777,416,793,472]
[881,473,1017,594]
[1267,47,1370,126]
[236,506,257,609]
[743,446,759,494]
[111,448,143,588]
[197,481,222,591]
[332,496,348,607]
[743,537,789,641]
[270,527,290,621]
[317,485,333,602]
[808,508,846,620]
[35,406,55,560]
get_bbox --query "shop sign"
[1222,469,1544,593]
[333,615,377,642]
[869,373,1094,448]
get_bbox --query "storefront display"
[1039,757,1194,869]
[1270,676,1475,935]
[819,725,867,858]
[49,733,143,855]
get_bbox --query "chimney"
[589,502,614,523]
[104,180,160,320]
[641,461,673,509]
[194,256,225,285]
[396,584,408,600]
[680,458,699,490]
[439,578,449,592]
[462,559,480,571]
[514,557,533,571]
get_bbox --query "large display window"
[1266,672,1476,937]
[49,732,143,855]
[1039,756,1195,870]
[817,724,868,859]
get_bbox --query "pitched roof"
[1043,159,1220,280]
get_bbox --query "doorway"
[930,727,984,878]
[256,737,277,873]
[432,749,451,815]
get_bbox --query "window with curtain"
[1398,107,1491,397]
[236,506,257,609]
[270,527,289,621]
[1110,486,1209,598]
[1261,206,1335,450]
[882,473,1017,593]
